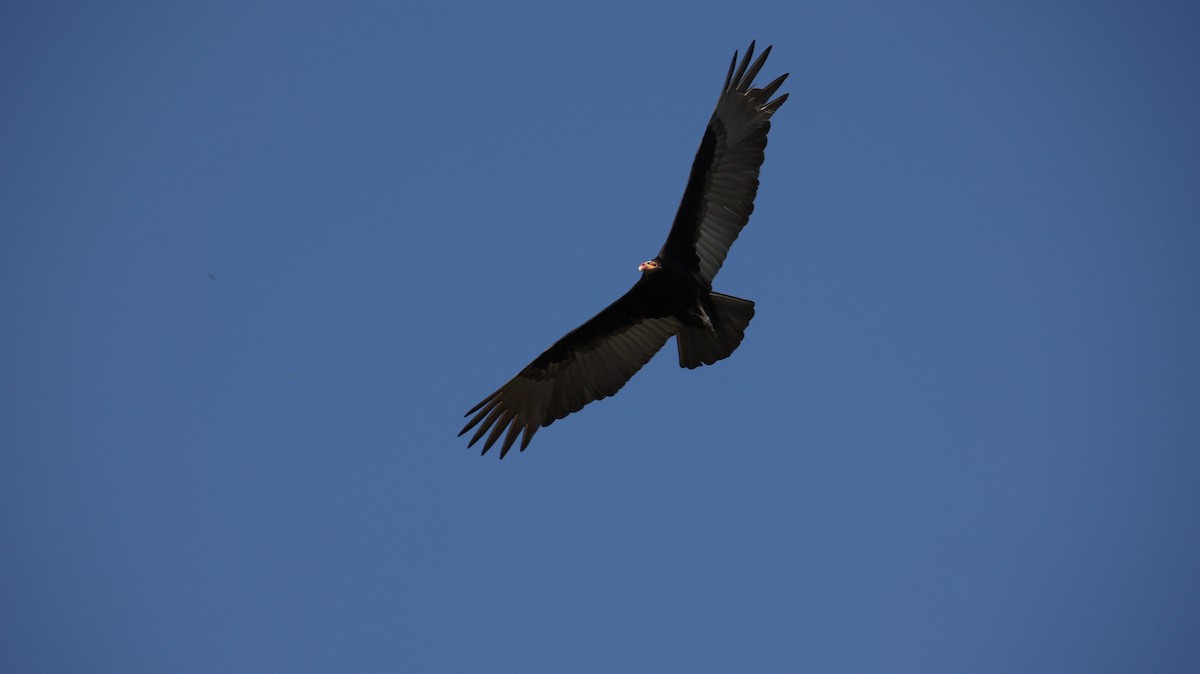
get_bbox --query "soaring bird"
[460,42,788,458]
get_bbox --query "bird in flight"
[460,42,789,458]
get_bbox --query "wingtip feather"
[459,397,499,437]
[499,422,523,459]
[730,42,755,93]
[740,45,772,93]
[468,405,505,448]
[757,72,789,101]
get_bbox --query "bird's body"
[461,42,788,457]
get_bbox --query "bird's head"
[638,259,661,273]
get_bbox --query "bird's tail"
[676,292,756,369]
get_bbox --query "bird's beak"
[638,262,650,272]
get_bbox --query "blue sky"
[3,1,1199,671]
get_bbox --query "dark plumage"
[460,42,789,458]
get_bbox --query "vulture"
[460,42,788,458]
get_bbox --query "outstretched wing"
[460,282,682,458]
[658,41,789,284]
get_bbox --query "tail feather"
[676,292,755,369]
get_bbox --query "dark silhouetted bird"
[461,42,788,458]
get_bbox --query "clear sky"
[3,1,1199,672]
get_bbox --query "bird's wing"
[658,41,789,284]
[460,282,682,458]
